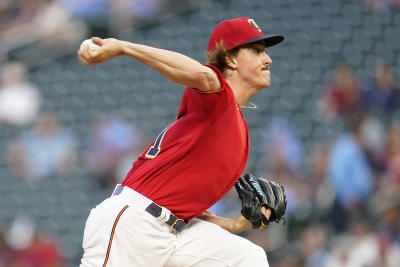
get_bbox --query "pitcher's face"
[234,43,272,90]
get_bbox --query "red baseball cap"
[207,17,284,52]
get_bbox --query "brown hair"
[206,41,240,72]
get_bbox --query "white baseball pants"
[80,185,269,267]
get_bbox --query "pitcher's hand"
[78,37,123,66]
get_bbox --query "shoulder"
[192,65,226,94]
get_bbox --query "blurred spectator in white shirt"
[7,215,64,267]
[324,220,380,267]
[0,62,41,127]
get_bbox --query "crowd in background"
[0,0,201,67]
[0,0,400,266]
[0,61,147,186]
[0,59,148,265]
[249,60,400,266]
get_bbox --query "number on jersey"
[145,122,174,159]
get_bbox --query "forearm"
[119,41,216,90]
[197,211,253,233]
[197,206,272,233]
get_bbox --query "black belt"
[145,202,186,232]
[112,185,186,232]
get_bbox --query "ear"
[225,55,238,70]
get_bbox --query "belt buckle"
[170,218,184,232]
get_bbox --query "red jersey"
[122,65,250,219]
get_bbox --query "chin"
[255,79,271,90]
[264,75,271,88]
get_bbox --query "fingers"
[77,42,100,66]
[92,37,104,46]
[77,37,119,66]
[77,50,94,66]
[261,206,271,220]
[239,176,253,190]
[85,43,97,58]
[77,51,89,65]
[244,174,263,197]
[235,177,246,191]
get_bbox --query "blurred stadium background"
[1,0,400,266]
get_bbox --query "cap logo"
[248,19,261,32]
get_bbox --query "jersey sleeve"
[191,65,226,94]
[179,64,236,119]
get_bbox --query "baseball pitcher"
[78,17,287,267]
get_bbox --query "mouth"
[262,69,270,74]
[261,66,270,71]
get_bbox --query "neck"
[224,72,259,107]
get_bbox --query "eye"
[253,48,261,54]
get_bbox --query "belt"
[112,184,186,233]
[145,202,186,232]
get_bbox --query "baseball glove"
[243,173,287,223]
[235,173,287,228]
[235,176,268,229]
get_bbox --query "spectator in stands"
[271,249,301,267]
[370,187,400,262]
[385,123,400,186]
[108,0,167,33]
[0,62,41,127]
[0,0,87,64]
[58,0,109,36]
[320,63,362,121]
[307,143,335,216]
[364,0,400,13]
[324,219,380,267]
[5,112,78,181]
[85,115,145,190]
[359,115,387,175]
[257,117,304,178]
[327,112,374,232]
[301,224,328,267]
[256,117,306,218]
[7,215,64,267]
[361,60,399,116]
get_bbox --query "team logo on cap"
[248,19,261,32]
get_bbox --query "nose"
[264,52,272,65]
